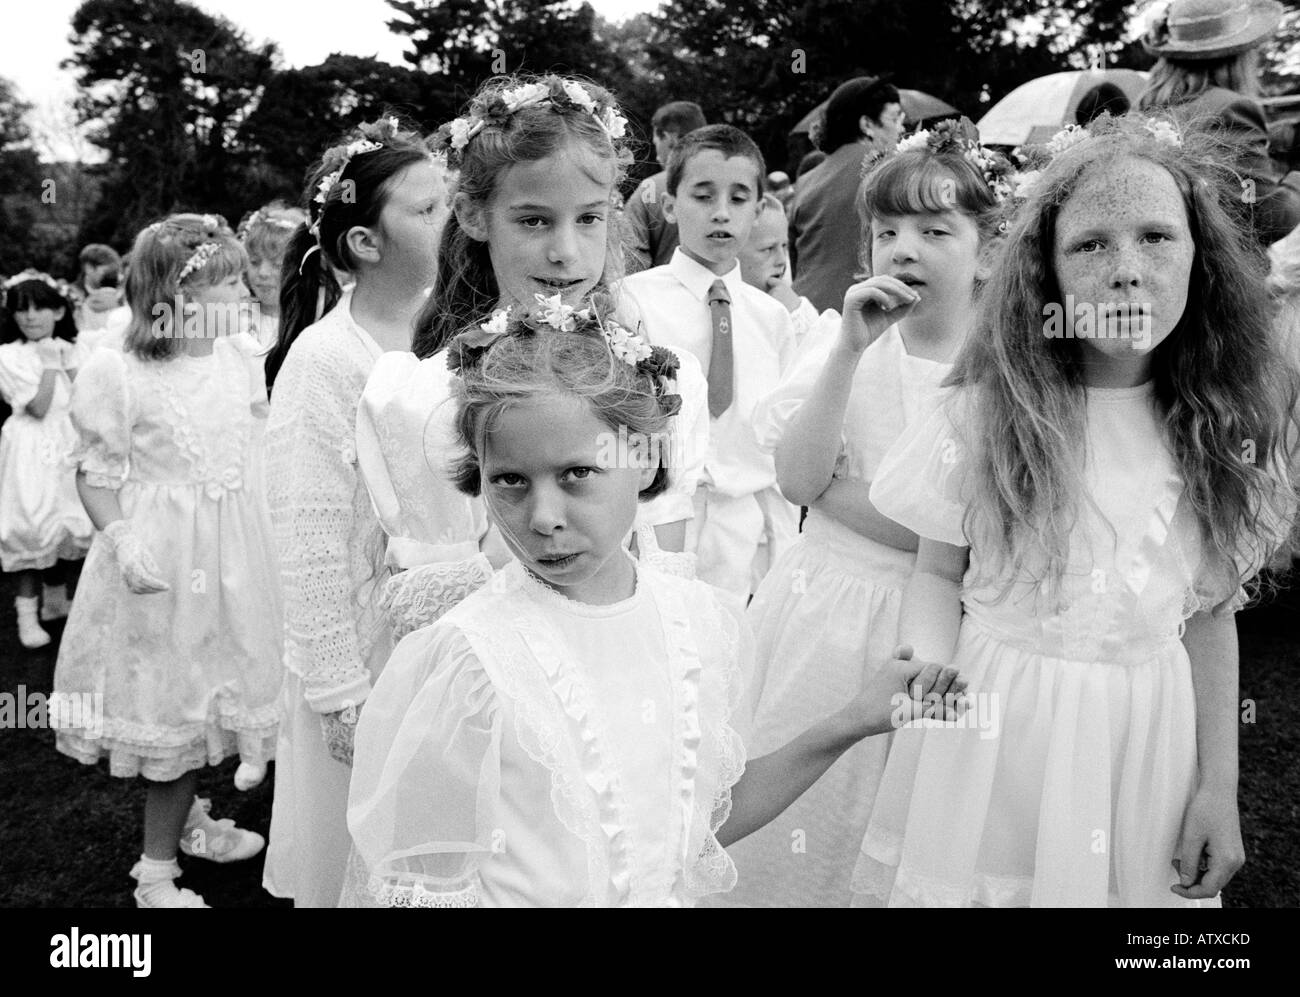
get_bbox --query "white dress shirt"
[620,249,796,498]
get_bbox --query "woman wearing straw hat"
[1138,0,1298,245]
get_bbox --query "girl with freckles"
[851,115,1298,907]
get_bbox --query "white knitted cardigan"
[265,296,390,713]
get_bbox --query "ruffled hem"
[0,533,90,572]
[366,875,480,908]
[55,723,277,782]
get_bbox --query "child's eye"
[874,230,895,240]
[578,213,605,225]
[565,467,597,482]
[519,217,547,229]
[490,473,527,488]
[926,228,950,237]
[1142,231,1172,245]
[1073,239,1103,253]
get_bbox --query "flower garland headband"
[2,268,73,301]
[238,205,302,241]
[1010,116,1184,202]
[432,77,629,169]
[878,117,1020,204]
[447,293,681,416]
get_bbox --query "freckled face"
[1052,157,1195,371]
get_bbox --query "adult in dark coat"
[1138,0,1298,245]
[789,78,904,312]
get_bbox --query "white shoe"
[233,761,266,791]
[15,596,50,649]
[178,797,265,863]
[129,857,210,908]
[40,584,70,622]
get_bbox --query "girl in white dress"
[727,124,1012,907]
[262,117,449,907]
[853,115,1298,907]
[237,202,306,353]
[343,307,966,907]
[52,214,281,907]
[0,272,93,648]
[407,75,709,563]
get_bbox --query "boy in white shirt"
[621,125,799,598]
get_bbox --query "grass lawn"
[0,571,1295,908]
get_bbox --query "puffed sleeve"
[753,311,841,455]
[68,347,132,489]
[868,387,972,547]
[0,343,43,411]
[221,333,270,418]
[345,622,502,908]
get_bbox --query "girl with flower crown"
[261,116,452,907]
[725,120,1009,908]
[342,309,966,907]
[392,74,709,576]
[0,271,93,648]
[852,114,1298,907]
[237,201,307,353]
[52,213,282,907]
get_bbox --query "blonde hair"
[123,213,246,360]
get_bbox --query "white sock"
[131,854,183,904]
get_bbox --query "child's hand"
[102,520,171,594]
[850,643,966,738]
[840,276,919,353]
[321,702,363,766]
[35,337,70,370]
[1170,784,1245,900]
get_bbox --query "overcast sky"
[3,0,663,158]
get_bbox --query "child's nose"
[891,233,919,263]
[528,485,567,534]
[547,223,579,264]
[1109,244,1143,289]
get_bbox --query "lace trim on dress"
[367,875,480,908]
[381,555,494,641]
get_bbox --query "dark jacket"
[789,142,870,312]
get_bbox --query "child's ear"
[344,225,382,267]
[661,192,677,225]
[454,192,489,242]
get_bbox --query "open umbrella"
[976,69,1149,147]
[791,88,960,136]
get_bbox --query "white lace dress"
[723,326,949,907]
[852,383,1258,907]
[343,557,751,907]
[0,341,92,571]
[262,295,395,906]
[51,337,280,780]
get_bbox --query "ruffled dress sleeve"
[345,622,502,907]
[868,387,972,547]
[752,313,843,455]
[68,347,132,490]
[0,343,43,412]
[356,350,495,640]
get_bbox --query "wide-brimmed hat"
[1143,0,1283,60]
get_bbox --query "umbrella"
[791,88,960,136]
[975,69,1149,147]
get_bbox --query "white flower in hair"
[562,81,596,113]
[314,173,336,205]
[1012,169,1043,199]
[502,82,549,112]
[896,130,932,154]
[1046,124,1089,157]
[604,321,652,367]
[480,309,510,337]
[534,292,578,332]
[1144,119,1181,147]
[448,117,476,151]
[599,106,627,140]
[178,242,222,283]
